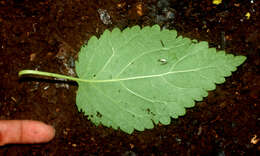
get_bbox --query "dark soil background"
[0,0,259,155]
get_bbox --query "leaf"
[18,25,246,134]
[75,25,246,134]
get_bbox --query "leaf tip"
[235,55,247,66]
[239,55,247,63]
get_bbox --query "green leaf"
[19,25,246,134]
[75,25,246,134]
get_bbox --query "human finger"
[0,120,55,146]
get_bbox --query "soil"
[0,0,259,155]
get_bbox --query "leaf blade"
[76,25,246,134]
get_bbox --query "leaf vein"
[161,76,184,90]
[169,46,201,72]
[95,40,115,77]
[115,46,176,78]
[121,82,155,103]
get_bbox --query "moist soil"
[0,0,259,155]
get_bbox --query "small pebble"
[166,10,175,19]
[98,9,112,25]
[30,53,36,61]
[157,0,170,9]
[122,151,136,156]
[216,150,225,156]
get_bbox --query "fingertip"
[22,120,56,144]
[45,124,56,142]
[0,120,55,146]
